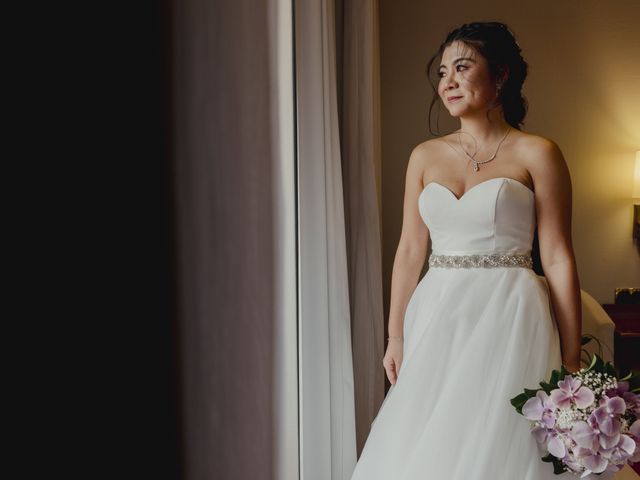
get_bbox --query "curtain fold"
[172,0,383,476]
[172,0,296,479]
[296,0,360,478]
[336,0,385,457]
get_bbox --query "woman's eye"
[438,64,469,78]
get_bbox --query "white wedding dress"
[350,177,613,480]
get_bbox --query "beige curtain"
[296,0,385,474]
[336,0,386,457]
[172,0,383,476]
[171,0,297,479]
[295,0,357,478]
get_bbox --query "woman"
[350,22,590,479]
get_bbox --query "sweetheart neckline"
[420,176,534,202]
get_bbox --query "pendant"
[473,162,479,172]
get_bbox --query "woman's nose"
[444,74,458,90]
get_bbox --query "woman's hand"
[564,362,582,374]
[383,338,404,385]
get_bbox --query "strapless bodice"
[418,177,535,255]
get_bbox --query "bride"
[350,21,593,479]
[384,22,581,386]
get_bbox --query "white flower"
[556,408,582,430]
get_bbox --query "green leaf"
[625,370,640,392]
[540,453,568,474]
[540,374,556,394]
[559,364,569,378]
[581,334,605,357]
[541,453,554,463]
[604,361,618,378]
[510,388,540,414]
[584,352,598,372]
[511,395,527,413]
[539,380,553,395]
[552,458,567,474]
[593,354,605,372]
[510,385,543,414]
[539,366,569,395]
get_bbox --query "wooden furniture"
[601,304,640,374]
[603,294,640,476]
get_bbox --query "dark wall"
[95,0,278,477]
[106,1,179,478]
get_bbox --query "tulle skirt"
[350,266,615,480]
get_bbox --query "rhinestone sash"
[428,252,533,269]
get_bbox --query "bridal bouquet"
[511,340,640,477]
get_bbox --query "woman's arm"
[387,144,430,338]
[528,138,582,373]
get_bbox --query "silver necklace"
[451,126,512,172]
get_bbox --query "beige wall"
[379,0,640,311]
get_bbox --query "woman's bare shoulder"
[514,131,568,182]
[408,137,458,182]
[409,137,452,161]
[410,137,440,153]
[514,131,562,156]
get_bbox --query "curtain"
[296,0,384,476]
[171,0,297,479]
[336,0,385,456]
[295,0,357,478]
[172,0,383,476]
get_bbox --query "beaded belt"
[428,252,533,269]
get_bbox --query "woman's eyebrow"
[438,57,476,69]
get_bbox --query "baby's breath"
[620,417,629,431]
[556,408,584,430]
[574,370,617,398]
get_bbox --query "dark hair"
[425,21,529,134]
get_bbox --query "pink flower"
[593,396,626,436]
[629,420,640,464]
[562,454,583,473]
[581,450,608,474]
[572,420,601,452]
[599,434,636,463]
[571,413,620,451]
[630,442,640,464]
[531,425,566,458]
[609,381,640,417]
[624,392,640,417]
[522,390,557,428]
[550,375,594,409]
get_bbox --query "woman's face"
[437,41,499,117]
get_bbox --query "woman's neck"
[457,111,511,144]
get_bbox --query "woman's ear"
[498,65,510,85]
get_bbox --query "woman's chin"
[445,108,466,118]
[445,103,468,115]
[446,106,491,120]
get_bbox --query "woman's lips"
[447,96,462,102]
